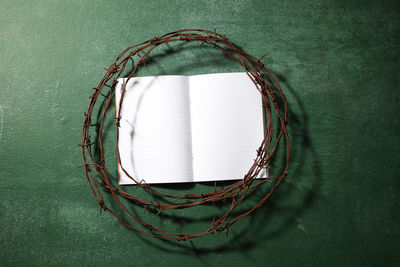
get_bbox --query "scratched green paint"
[0,0,399,266]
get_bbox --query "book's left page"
[115,76,194,185]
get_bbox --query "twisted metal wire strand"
[81,29,290,240]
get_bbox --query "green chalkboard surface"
[0,0,399,266]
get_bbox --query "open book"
[115,72,267,185]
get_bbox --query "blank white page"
[115,76,193,184]
[189,72,265,182]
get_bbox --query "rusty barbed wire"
[81,29,290,240]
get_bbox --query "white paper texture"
[116,76,193,184]
[189,73,265,182]
[115,72,266,185]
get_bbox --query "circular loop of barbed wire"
[81,29,290,241]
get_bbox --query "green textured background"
[0,0,399,266]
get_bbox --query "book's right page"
[189,72,267,182]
